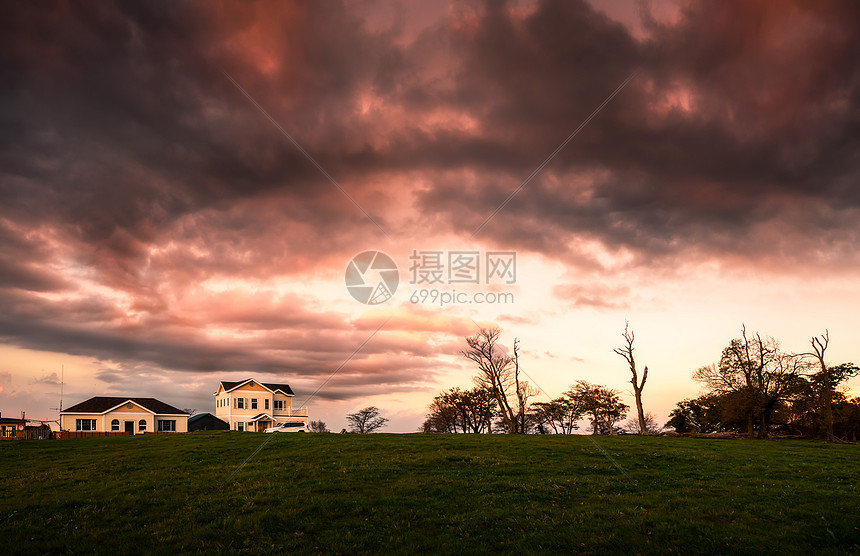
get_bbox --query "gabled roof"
[250,413,274,422]
[218,379,295,396]
[61,397,186,415]
[188,413,227,424]
[0,417,27,424]
[264,382,295,395]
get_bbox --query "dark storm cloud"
[0,1,399,273]
[414,0,860,268]
[4,1,860,263]
[0,0,418,391]
[2,0,859,384]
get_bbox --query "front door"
[124,421,134,434]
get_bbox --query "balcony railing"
[274,408,307,416]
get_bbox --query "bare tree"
[462,328,533,434]
[346,406,389,433]
[623,412,662,434]
[806,331,860,441]
[308,420,329,433]
[512,339,540,433]
[613,321,649,434]
[810,330,835,442]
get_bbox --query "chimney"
[22,411,25,420]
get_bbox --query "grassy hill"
[1,433,858,554]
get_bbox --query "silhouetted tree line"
[670,328,860,440]
[423,328,631,435]
[422,380,632,435]
[424,326,859,440]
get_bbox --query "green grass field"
[1,433,858,554]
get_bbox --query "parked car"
[264,421,306,433]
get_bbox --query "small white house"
[60,397,188,434]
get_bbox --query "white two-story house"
[214,379,308,432]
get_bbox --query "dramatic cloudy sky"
[2,0,860,431]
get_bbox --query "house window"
[138,419,147,432]
[237,422,244,432]
[251,398,258,409]
[265,399,269,410]
[157,420,176,432]
[76,419,97,431]
[111,419,120,431]
[236,398,245,409]
[274,400,284,411]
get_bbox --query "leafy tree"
[424,386,498,433]
[694,327,810,438]
[424,394,459,433]
[452,386,497,433]
[530,397,581,434]
[566,381,628,435]
[346,406,389,433]
[308,420,329,433]
[666,394,733,433]
[786,368,859,439]
[833,396,860,441]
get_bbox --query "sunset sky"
[2,0,860,432]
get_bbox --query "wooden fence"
[55,431,132,439]
[1,430,53,440]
